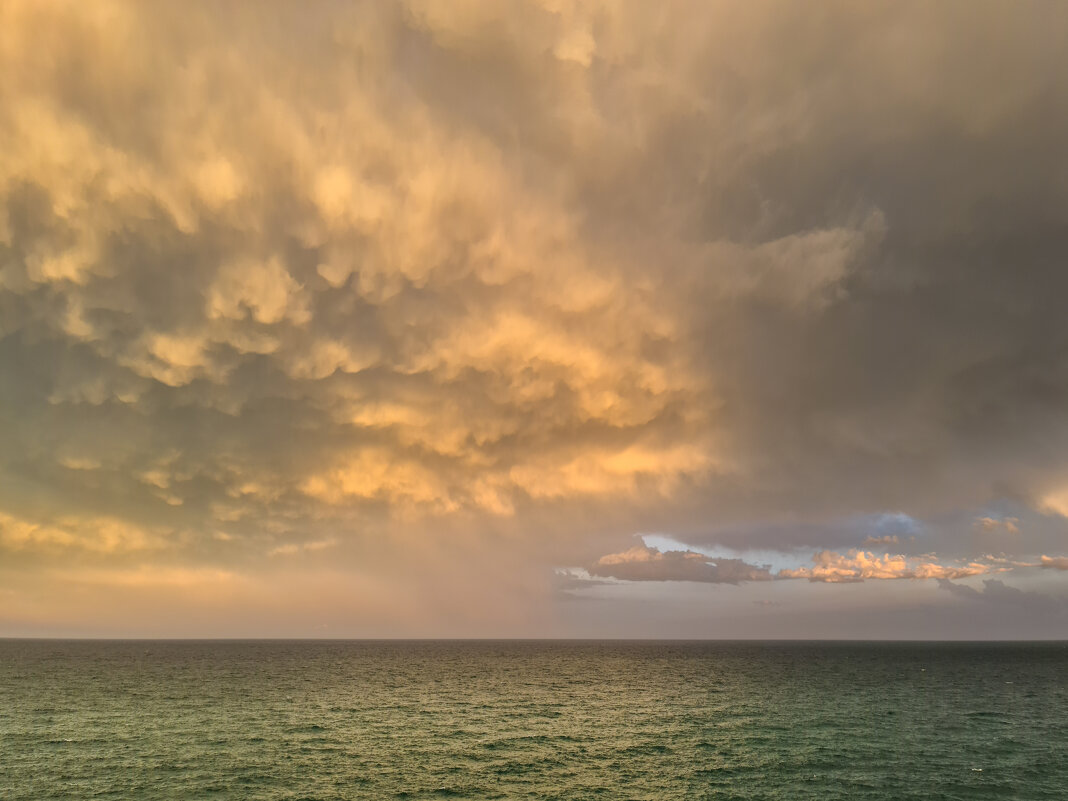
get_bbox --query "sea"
[2,640,1065,800]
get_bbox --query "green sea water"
[2,641,1065,800]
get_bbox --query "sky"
[2,0,1068,638]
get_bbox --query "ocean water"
[1,641,1066,800]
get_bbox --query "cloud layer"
[2,1,1068,634]
[778,550,998,584]
[591,544,1001,585]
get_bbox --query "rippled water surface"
[2,640,1066,799]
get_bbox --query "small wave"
[618,742,674,756]
[284,723,329,734]
[964,711,1007,720]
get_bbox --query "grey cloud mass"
[589,545,772,584]
[2,0,1068,635]
[938,578,1068,618]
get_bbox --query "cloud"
[589,544,772,584]
[938,578,1067,614]
[1041,555,1068,570]
[778,550,998,584]
[974,516,1020,535]
[551,568,614,601]
[207,257,310,327]
[587,543,1005,587]
[267,538,338,558]
[0,510,166,553]
[1038,491,1068,518]
[2,1,1068,633]
[863,535,900,547]
[1,0,734,556]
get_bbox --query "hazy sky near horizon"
[3,0,1068,638]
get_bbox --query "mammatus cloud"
[3,1,1068,634]
[589,545,772,584]
[1,0,741,570]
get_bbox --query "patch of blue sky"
[860,512,922,537]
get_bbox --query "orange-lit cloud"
[974,516,1020,535]
[778,551,999,584]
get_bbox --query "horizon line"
[3,636,1066,644]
